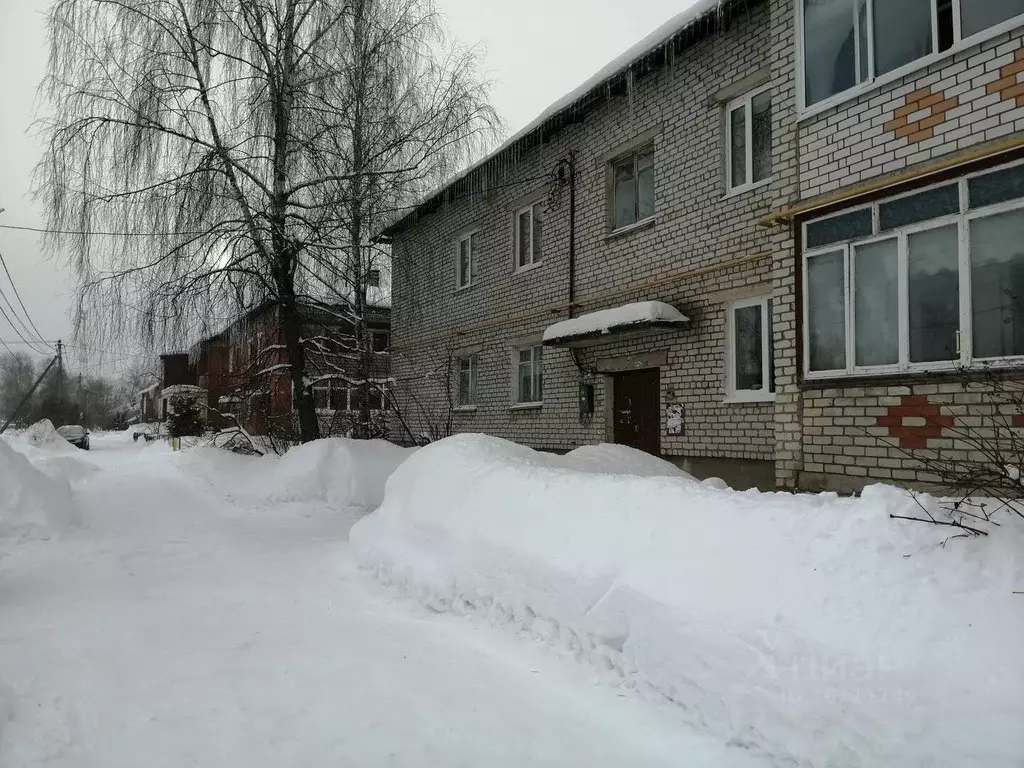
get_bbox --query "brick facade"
[387,1,1024,493]
[387,0,796,488]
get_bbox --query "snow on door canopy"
[542,301,689,345]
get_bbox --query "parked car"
[57,424,90,450]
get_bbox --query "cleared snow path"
[0,433,766,767]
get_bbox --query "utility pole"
[56,339,63,425]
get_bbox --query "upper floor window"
[611,147,655,230]
[457,354,478,407]
[726,86,773,194]
[456,231,476,289]
[803,161,1024,377]
[801,0,1024,108]
[515,202,544,269]
[366,268,381,288]
[515,345,543,404]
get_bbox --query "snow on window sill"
[509,402,543,411]
[454,405,478,413]
[723,176,774,200]
[606,216,656,241]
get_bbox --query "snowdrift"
[180,438,415,511]
[0,438,77,543]
[23,419,76,454]
[351,434,1024,768]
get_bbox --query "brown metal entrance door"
[612,368,661,456]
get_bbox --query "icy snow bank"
[0,438,76,542]
[180,438,415,511]
[351,435,1024,768]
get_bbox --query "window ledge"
[723,176,774,200]
[513,261,544,276]
[509,402,543,411]
[606,216,656,241]
[454,281,475,294]
[724,393,776,405]
[454,405,478,413]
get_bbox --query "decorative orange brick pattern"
[883,87,959,144]
[990,46,1024,107]
[876,395,954,449]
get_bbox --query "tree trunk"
[280,296,320,443]
[351,0,372,440]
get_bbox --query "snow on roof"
[542,301,689,344]
[380,0,727,238]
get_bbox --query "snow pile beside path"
[351,434,1024,768]
[275,438,416,510]
[0,439,76,542]
[561,443,694,478]
[23,419,76,453]
[180,438,415,511]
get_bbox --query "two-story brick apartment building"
[146,301,392,439]
[382,0,1024,491]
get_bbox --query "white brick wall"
[389,0,795,472]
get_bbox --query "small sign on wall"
[666,403,684,436]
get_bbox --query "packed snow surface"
[543,301,690,343]
[1,433,764,767]
[353,434,1024,768]
[180,437,414,511]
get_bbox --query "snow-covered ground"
[0,431,766,767]
[353,435,1024,768]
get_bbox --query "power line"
[0,247,52,351]
[0,293,49,355]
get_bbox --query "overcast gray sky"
[0,0,696,372]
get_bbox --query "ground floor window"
[727,296,775,400]
[803,161,1024,377]
[515,345,543,404]
[457,355,478,407]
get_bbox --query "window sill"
[723,176,774,200]
[796,15,1024,123]
[606,216,656,241]
[454,405,478,413]
[454,282,475,294]
[513,261,544,276]
[509,402,543,411]
[723,393,776,405]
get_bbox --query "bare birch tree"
[35,0,497,442]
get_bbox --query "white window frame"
[726,295,775,402]
[725,84,773,196]
[796,0,1024,118]
[610,146,656,232]
[514,201,544,271]
[455,230,477,290]
[513,345,544,406]
[802,159,1024,380]
[456,354,478,409]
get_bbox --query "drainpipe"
[556,151,578,319]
